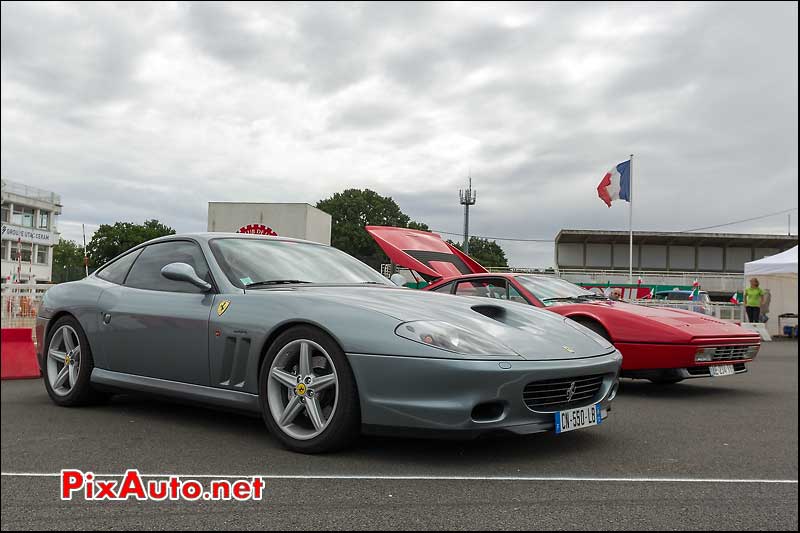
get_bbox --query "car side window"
[455,279,507,299]
[96,249,142,285]
[125,241,211,293]
[430,281,454,294]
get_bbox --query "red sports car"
[367,226,761,384]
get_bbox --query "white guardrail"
[630,299,746,322]
[1,284,52,339]
[488,268,745,293]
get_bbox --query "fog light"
[695,347,715,362]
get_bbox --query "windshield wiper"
[542,295,606,303]
[575,294,609,300]
[245,279,312,288]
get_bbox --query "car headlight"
[695,347,715,362]
[395,321,518,356]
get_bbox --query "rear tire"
[42,316,109,406]
[259,326,361,453]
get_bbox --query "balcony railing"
[1,179,62,206]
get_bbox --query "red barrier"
[1,328,41,380]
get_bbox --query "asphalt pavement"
[1,340,797,530]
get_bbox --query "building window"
[36,245,49,264]
[12,205,35,228]
[38,211,50,230]
[10,241,33,263]
[1,203,10,223]
[1,240,8,261]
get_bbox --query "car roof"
[145,232,321,246]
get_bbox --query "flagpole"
[628,154,634,284]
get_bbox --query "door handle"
[102,313,112,324]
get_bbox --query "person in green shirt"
[744,278,765,323]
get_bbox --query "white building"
[207,202,331,245]
[1,180,62,283]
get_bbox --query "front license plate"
[709,364,735,377]
[554,404,602,434]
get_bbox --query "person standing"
[744,278,765,323]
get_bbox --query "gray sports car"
[36,233,622,453]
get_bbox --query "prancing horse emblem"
[565,381,577,402]
[562,345,575,353]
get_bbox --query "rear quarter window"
[95,249,142,285]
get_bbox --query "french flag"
[597,160,631,207]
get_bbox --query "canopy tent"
[744,246,797,336]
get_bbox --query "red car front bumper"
[615,340,759,372]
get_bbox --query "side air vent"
[471,305,506,321]
[220,336,251,388]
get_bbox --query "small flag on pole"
[642,287,655,299]
[597,160,632,207]
[689,280,701,301]
[730,292,741,304]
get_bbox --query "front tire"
[259,326,361,453]
[42,316,108,406]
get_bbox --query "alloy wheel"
[47,325,81,397]
[267,339,339,441]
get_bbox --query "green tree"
[316,189,428,268]
[86,219,175,268]
[448,237,508,268]
[52,239,86,283]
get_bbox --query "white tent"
[744,246,798,336]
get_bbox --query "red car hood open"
[366,226,487,279]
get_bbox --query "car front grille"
[523,374,604,412]
[710,345,754,361]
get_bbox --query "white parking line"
[1,472,797,484]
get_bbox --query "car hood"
[254,285,616,361]
[580,300,758,340]
[365,226,487,279]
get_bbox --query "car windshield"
[515,275,598,306]
[209,238,392,289]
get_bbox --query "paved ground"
[2,341,797,530]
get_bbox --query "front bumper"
[616,341,759,372]
[347,351,621,438]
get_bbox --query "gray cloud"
[1,1,797,266]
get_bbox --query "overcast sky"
[2,1,797,266]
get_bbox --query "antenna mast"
[459,173,477,254]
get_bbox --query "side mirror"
[390,273,408,287]
[161,262,212,291]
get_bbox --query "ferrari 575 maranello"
[36,233,622,453]
[366,226,761,385]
